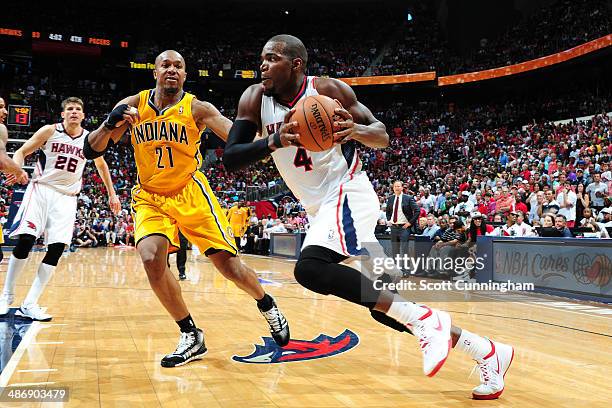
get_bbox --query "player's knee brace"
[294,257,333,295]
[13,234,36,259]
[42,243,65,266]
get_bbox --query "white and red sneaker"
[409,306,452,377]
[472,339,514,400]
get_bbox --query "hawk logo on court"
[232,329,359,364]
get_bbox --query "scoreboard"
[7,105,32,127]
[0,27,129,49]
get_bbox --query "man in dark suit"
[386,180,420,260]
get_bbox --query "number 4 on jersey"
[293,147,313,171]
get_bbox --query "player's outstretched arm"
[223,85,300,172]
[317,78,389,149]
[192,99,233,142]
[11,124,56,168]
[93,156,121,215]
[85,95,139,159]
[0,123,28,179]
[3,124,54,185]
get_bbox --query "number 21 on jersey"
[156,146,174,168]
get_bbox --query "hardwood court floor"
[0,247,610,407]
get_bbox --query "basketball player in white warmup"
[224,35,514,400]
[0,97,120,321]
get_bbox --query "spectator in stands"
[453,191,474,222]
[579,207,598,226]
[244,221,261,254]
[554,215,573,238]
[557,181,577,227]
[74,225,98,248]
[467,212,494,243]
[375,218,389,235]
[542,190,560,215]
[514,211,535,237]
[492,211,520,236]
[415,217,428,235]
[428,219,467,278]
[432,217,449,242]
[106,220,117,246]
[600,207,612,228]
[528,191,544,224]
[541,214,556,228]
[91,220,107,246]
[421,214,440,240]
[419,188,435,213]
[586,172,608,213]
[575,183,590,226]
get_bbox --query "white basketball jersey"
[33,123,88,195]
[261,76,362,214]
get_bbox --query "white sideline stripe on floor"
[473,292,612,319]
[0,322,42,387]
[8,381,56,387]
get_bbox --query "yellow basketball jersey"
[131,89,204,194]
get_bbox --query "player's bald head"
[266,34,308,67]
[155,50,185,66]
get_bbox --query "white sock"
[22,263,55,306]
[4,256,28,296]
[385,295,424,325]
[455,329,493,361]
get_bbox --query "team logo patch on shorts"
[26,221,37,230]
[232,329,359,364]
[226,226,234,238]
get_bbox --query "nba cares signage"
[233,329,359,363]
[491,241,612,297]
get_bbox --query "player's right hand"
[105,104,139,129]
[277,108,300,148]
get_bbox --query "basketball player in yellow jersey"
[227,200,250,249]
[85,50,289,368]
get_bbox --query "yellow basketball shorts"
[0,224,4,245]
[131,171,237,255]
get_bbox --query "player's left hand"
[5,169,29,186]
[109,195,121,215]
[332,101,358,144]
[4,170,29,186]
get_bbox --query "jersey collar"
[276,76,307,109]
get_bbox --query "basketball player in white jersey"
[0,97,120,321]
[224,35,514,400]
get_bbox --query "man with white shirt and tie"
[386,181,419,260]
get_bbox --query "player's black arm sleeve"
[223,119,273,172]
[83,134,115,159]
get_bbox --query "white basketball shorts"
[9,182,77,245]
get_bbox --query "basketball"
[291,95,341,152]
